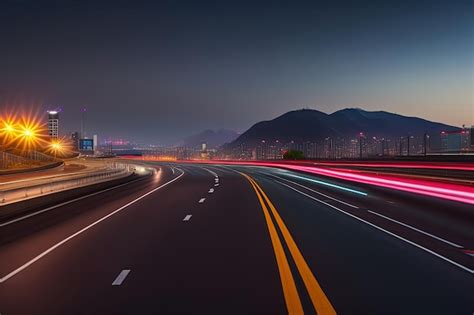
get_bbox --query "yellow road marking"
[244,174,304,314]
[243,173,337,315]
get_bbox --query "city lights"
[16,117,45,151]
[1,112,74,164]
[0,113,47,152]
[0,117,19,143]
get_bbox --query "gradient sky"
[1,0,473,144]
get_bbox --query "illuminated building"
[47,111,59,138]
[71,131,80,150]
[93,134,98,152]
[79,138,94,155]
[440,130,469,152]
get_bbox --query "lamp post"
[51,142,60,159]
[1,120,18,151]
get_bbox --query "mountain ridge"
[228,108,459,147]
[178,129,239,148]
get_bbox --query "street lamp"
[49,141,62,159]
[3,123,15,135]
[0,118,19,150]
[47,138,70,159]
[17,122,42,153]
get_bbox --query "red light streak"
[309,161,474,172]
[159,160,474,205]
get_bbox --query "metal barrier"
[0,151,32,169]
[0,163,146,205]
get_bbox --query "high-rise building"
[71,131,80,150]
[440,130,468,152]
[47,111,59,138]
[93,134,98,152]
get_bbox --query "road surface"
[0,163,472,314]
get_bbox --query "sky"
[1,0,473,144]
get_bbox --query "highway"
[0,163,472,314]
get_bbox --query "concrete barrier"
[0,172,149,222]
[0,161,64,176]
[0,168,131,204]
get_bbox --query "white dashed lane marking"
[112,270,131,286]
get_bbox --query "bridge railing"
[0,151,32,169]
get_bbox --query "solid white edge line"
[112,269,131,285]
[275,179,473,274]
[183,214,192,221]
[260,169,463,248]
[270,174,360,209]
[0,170,158,227]
[0,169,185,283]
[367,210,463,248]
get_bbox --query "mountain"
[180,129,239,149]
[228,108,459,147]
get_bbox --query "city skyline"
[1,0,472,143]
[1,104,471,146]
[1,2,473,314]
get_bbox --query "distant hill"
[228,108,459,147]
[179,129,239,149]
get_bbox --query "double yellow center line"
[241,172,336,315]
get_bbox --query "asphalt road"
[0,163,472,314]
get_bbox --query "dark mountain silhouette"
[229,108,459,147]
[179,129,239,149]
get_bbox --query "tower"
[47,111,59,138]
[81,107,87,138]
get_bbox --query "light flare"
[15,115,47,151]
[46,137,72,158]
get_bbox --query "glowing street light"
[49,141,62,158]
[3,123,15,134]
[23,128,34,137]
[16,118,44,152]
[0,117,20,149]
[47,137,71,159]
[1,119,18,136]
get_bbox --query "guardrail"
[0,151,33,169]
[0,163,142,205]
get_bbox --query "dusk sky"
[1,0,472,144]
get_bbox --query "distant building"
[471,126,474,148]
[440,130,470,152]
[461,128,470,151]
[79,138,94,155]
[200,142,209,159]
[71,131,81,150]
[93,134,98,152]
[47,111,59,138]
